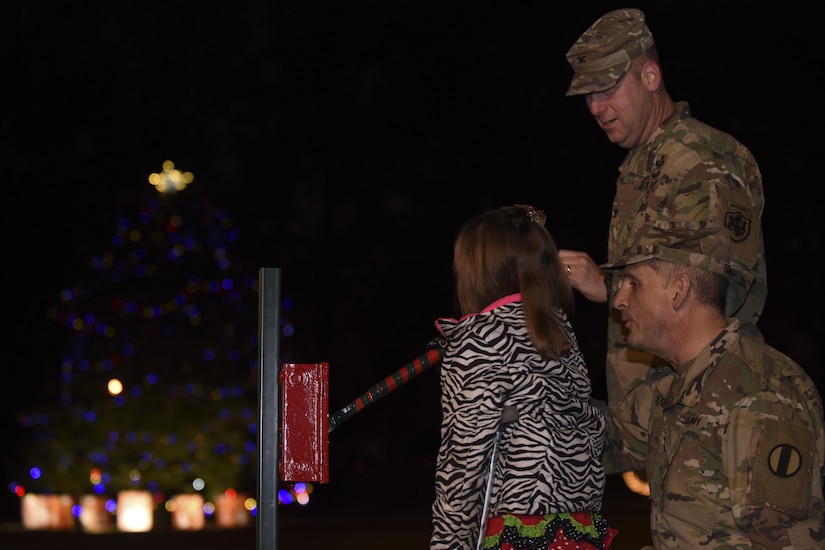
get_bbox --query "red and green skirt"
[483,511,618,549]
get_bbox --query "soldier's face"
[585,62,654,150]
[612,263,674,358]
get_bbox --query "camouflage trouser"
[603,309,666,474]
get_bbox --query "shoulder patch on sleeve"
[751,419,815,514]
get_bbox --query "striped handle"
[328,338,446,433]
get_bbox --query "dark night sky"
[3,1,823,522]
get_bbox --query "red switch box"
[279,363,329,483]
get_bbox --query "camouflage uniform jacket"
[605,101,767,406]
[599,318,825,549]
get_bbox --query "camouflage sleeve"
[596,368,675,474]
[670,160,761,274]
[724,391,825,547]
[670,157,765,328]
[592,396,645,474]
[727,230,766,333]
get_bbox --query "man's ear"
[672,273,690,309]
[642,61,662,91]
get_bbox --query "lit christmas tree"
[11,162,262,503]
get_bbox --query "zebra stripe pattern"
[431,299,606,549]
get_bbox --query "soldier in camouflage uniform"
[557,8,768,415]
[597,222,824,549]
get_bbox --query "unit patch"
[768,444,803,478]
[724,210,751,242]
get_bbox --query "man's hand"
[558,249,609,303]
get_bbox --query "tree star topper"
[148,160,194,195]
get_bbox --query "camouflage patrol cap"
[600,222,733,276]
[565,8,655,96]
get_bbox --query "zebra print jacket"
[430,294,607,549]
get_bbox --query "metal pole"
[476,405,519,550]
[257,268,281,550]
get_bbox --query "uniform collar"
[661,318,740,408]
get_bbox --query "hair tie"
[514,204,547,227]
